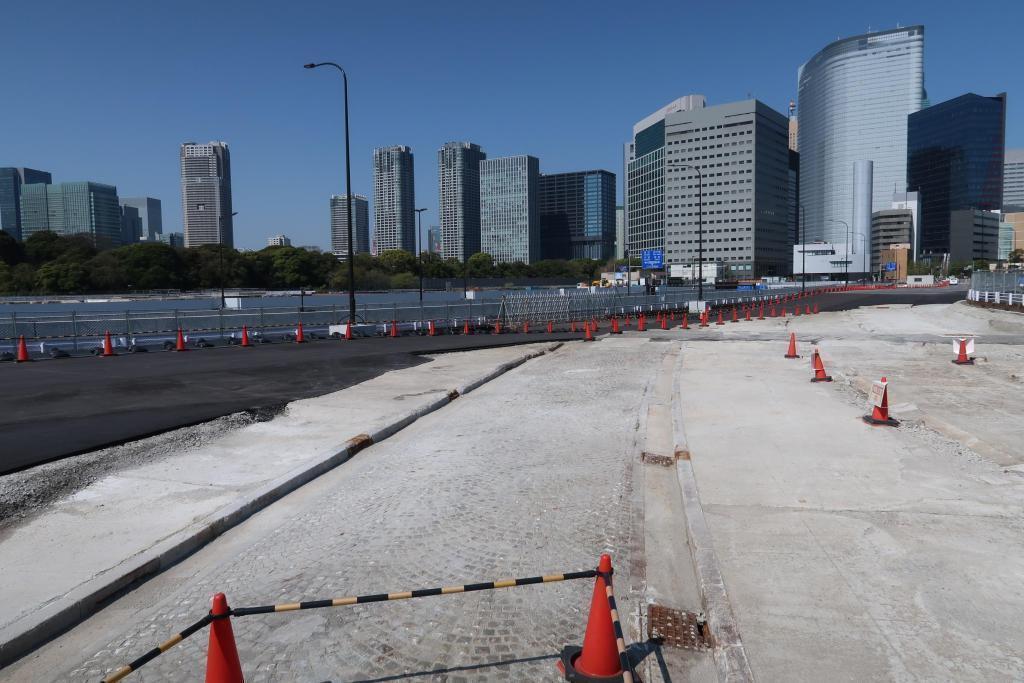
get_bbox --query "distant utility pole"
[415,208,428,301]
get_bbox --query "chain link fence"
[969,270,1024,307]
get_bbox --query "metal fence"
[971,270,1024,295]
[1,283,829,348]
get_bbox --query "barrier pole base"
[557,646,626,683]
[951,358,975,365]
[862,414,899,427]
[810,376,833,383]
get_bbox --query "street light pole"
[218,211,238,309]
[798,204,806,293]
[828,219,850,287]
[415,208,428,301]
[305,62,356,325]
[666,162,703,301]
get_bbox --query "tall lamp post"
[305,61,356,325]
[827,219,850,287]
[798,204,806,293]
[666,162,704,301]
[218,211,238,309]
[414,208,428,301]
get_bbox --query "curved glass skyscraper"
[798,26,926,250]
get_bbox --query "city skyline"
[1,2,1021,252]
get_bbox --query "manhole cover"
[642,452,674,467]
[648,604,709,650]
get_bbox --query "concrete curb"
[0,342,562,668]
[671,344,755,682]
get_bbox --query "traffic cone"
[557,554,623,682]
[547,320,554,334]
[523,320,530,334]
[784,332,799,359]
[463,320,471,335]
[428,320,436,336]
[670,311,675,321]
[952,338,974,365]
[794,304,801,317]
[344,321,353,340]
[681,313,688,330]
[660,316,668,330]
[175,328,188,352]
[390,321,398,338]
[862,377,899,426]
[716,309,725,325]
[295,322,306,343]
[494,321,502,335]
[571,321,577,333]
[813,303,819,315]
[241,325,251,347]
[730,306,739,323]
[810,347,832,382]
[769,305,776,318]
[699,310,708,328]
[805,304,811,316]
[102,330,115,357]
[781,307,787,318]
[637,315,646,332]
[744,307,751,322]
[15,335,30,363]
[611,317,621,334]
[205,593,243,683]
[758,303,765,320]
[583,322,595,342]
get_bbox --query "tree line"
[0,231,609,295]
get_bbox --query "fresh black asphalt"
[0,287,966,473]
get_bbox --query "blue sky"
[2,0,1021,250]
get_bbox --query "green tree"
[390,272,418,289]
[23,231,96,265]
[377,249,417,274]
[1008,249,1024,263]
[0,230,24,266]
[466,252,495,277]
[35,260,89,293]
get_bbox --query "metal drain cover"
[647,604,709,650]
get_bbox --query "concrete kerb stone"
[671,343,754,683]
[0,341,565,669]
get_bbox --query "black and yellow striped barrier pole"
[101,568,597,682]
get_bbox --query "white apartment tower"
[373,145,415,253]
[180,141,233,248]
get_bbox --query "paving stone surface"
[22,337,665,682]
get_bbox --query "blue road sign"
[618,265,628,273]
[641,249,664,270]
[885,261,897,272]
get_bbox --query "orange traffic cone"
[205,593,243,683]
[15,335,30,363]
[241,325,251,347]
[731,306,739,323]
[744,307,751,322]
[547,320,554,334]
[523,320,530,334]
[681,313,688,330]
[810,347,832,382]
[102,330,115,357]
[295,322,306,343]
[344,321,353,340]
[175,328,188,352]
[611,317,621,334]
[699,310,708,328]
[390,320,399,338]
[494,321,502,335]
[571,320,577,333]
[660,316,668,330]
[670,311,675,321]
[428,320,436,336]
[463,320,471,335]
[557,554,623,681]
[805,304,811,316]
[637,315,646,332]
[758,303,765,320]
[784,332,799,359]
[794,304,801,317]
[583,321,595,342]
[863,377,899,426]
[813,303,819,315]
[952,338,974,365]
[716,309,725,325]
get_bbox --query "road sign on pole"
[641,249,664,270]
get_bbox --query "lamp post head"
[303,63,317,69]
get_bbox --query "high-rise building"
[908,92,1006,260]
[798,27,926,244]
[624,95,707,261]
[788,101,798,152]
[0,167,52,240]
[373,145,415,253]
[330,194,370,259]
[891,191,921,258]
[180,142,233,248]
[20,181,121,247]
[480,155,540,264]
[1002,212,1024,256]
[120,203,142,244]
[998,218,1015,260]
[663,99,793,277]
[871,209,914,273]
[267,234,291,247]
[438,142,485,261]
[538,170,616,261]
[120,197,163,242]
[948,209,999,262]
[159,232,185,248]
[427,225,442,254]
[1005,149,1024,210]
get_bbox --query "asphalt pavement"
[1,286,966,473]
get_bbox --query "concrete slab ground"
[0,342,562,668]
[677,338,1024,681]
[5,338,672,682]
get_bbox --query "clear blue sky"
[2,0,1021,250]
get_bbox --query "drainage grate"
[642,452,675,467]
[647,604,709,650]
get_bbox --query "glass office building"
[438,142,486,261]
[1005,149,1024,210]
[538,170,616,261]
[798,26,926,245]
[908,93,1006,258]
[20,181,121,247]
[0,167,52,240]
[330,194,370,259]
[480,155,540,264]
[373,145,416,253]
